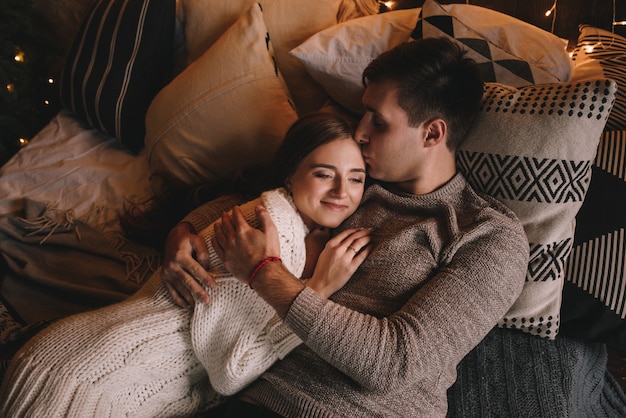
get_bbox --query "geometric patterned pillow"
[413,0,569,87]
[457,80,617,339]
[60,0,176,153]
[570,25,626,131]
[561,129,626,349]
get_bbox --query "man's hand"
[213,205,304,318]
[161,222,216,307]
[212,205,281,284]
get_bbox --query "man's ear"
[423,118,447,147]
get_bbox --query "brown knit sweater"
[239,174,529,417]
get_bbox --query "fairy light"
[544,0,557,33]
[14,48,25,63]
[613,0,626,31]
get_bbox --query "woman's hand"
[161,222,216,307]
[307,228,371,298]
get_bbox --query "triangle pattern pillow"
[457,79,617,339]
[413,0,568,87]
[561,129,626,348]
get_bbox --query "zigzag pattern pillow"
[413,0,568,87]
[560,129,626,348]
[457,80,617,339]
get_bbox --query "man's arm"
[161,222,214,307]
[161,194,245,307]
[212,205,304,317]
[214,203,529,392]
[212,205,371,316]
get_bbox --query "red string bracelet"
[248,256,282,289]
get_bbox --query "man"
[162,38,529,417]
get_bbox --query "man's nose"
[354,118,369,144]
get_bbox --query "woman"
[0,112,371,417]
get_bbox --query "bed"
[1,0,626,415]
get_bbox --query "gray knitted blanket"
[447,327,626,417]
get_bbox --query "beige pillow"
[291,8,421,115]
[181,0,379,114]
[144,3,298,188]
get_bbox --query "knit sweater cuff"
[181,194,246,233]
[180,212,206,234]
[265,314,302,359]
[284,286,326,342]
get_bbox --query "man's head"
[361,37,484,151]
[354,38,483,193]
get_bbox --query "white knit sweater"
[0,188,307,417]
[191,188,306,395]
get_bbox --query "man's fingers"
[163,280,193,308]
[256,205,277,235]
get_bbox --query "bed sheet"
[0,110,156,234]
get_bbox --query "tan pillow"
[291,8,421,115]
[144,3,298,188]
[181,0,379,114]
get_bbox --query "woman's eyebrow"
[311,164,366,173]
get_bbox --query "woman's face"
[288,136,366,230]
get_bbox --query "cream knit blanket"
[0,188,306,417]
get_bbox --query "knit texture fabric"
[0,189,307,417]
[191,188,306,395]
[0,278,215,418]
[240,175,531,417]
[447,327,626,418]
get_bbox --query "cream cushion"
[291,9,421,115]
[144,3,298,188]
[181,0,379,114]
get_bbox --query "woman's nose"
[332,178,348,197]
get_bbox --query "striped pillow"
[60,0,176,153]
[571,25,626,131]
[561,129,626,348]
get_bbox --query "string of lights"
[614,0,626,30]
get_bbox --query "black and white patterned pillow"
[60,0,176,153]
[457,80,617,339]
[413,0,566,87]
[560,129,626,348]
[570,25,626,131]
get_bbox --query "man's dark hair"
[362,37,484,150]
